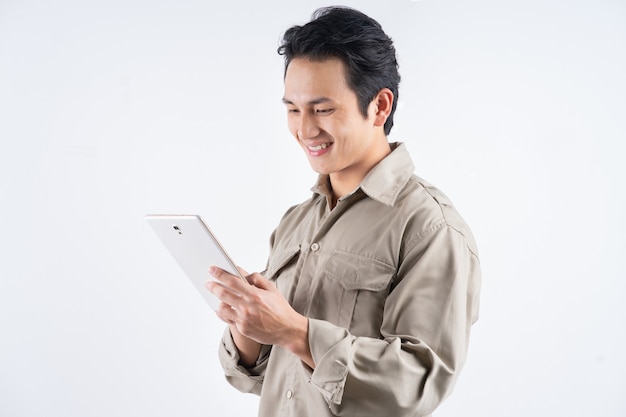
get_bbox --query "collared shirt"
[219,142,481,417]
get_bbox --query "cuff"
[308,319,352,406]
[218,327,271,394]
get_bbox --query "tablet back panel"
[145,214,243,310]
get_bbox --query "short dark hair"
[277,6,401,135]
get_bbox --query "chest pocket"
[317,250,395,337]
[264,245,300,302]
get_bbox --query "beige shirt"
[219,143,481,417]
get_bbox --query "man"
[207,6,480,417]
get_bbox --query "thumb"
[236,266,250,278]
[248,273,274,290]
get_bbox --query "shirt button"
[310,242,320,252]
[286,389,293,399]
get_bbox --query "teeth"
[308,143,330,151]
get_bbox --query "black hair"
[277,6,401,135]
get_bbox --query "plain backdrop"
[1,0,625,416]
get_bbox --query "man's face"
[282,57,382,180]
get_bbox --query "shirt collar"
[310,142,415,207]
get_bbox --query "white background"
[1,0,625,415]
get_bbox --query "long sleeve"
[307,223,481,416]
[218,327,272,395]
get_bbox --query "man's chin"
[308,162,333,176]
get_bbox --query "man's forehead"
[283,58,351,103]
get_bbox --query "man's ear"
[371,88,394,128]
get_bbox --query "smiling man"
[208,7,481,417]
[282,57,394,202]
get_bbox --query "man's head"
[278,6,401,136]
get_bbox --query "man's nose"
[297,112,320,139]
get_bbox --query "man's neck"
[329,140,392,201]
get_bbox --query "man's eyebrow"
[281,97,333,105]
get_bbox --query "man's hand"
[207,266,314,369]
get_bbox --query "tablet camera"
[172,225,182,235]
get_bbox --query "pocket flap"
[325,250,395,291]
[265,245,301,279]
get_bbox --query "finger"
[236,266,255,285]
[248,273,275,290]
[215,302,237,325]
[205,280,238,298]
[207,280,245,308]
[209,266,249,292]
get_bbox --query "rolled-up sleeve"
[218,327,272,395]
[307,223,481,416]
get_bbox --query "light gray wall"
[1,0,625,415]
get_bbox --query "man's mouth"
[307,143,332,151]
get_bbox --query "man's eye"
[288,108,300,114]
[316,108,333,114]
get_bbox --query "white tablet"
[145,214,246,310]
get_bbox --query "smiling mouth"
[307,143,332,151]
